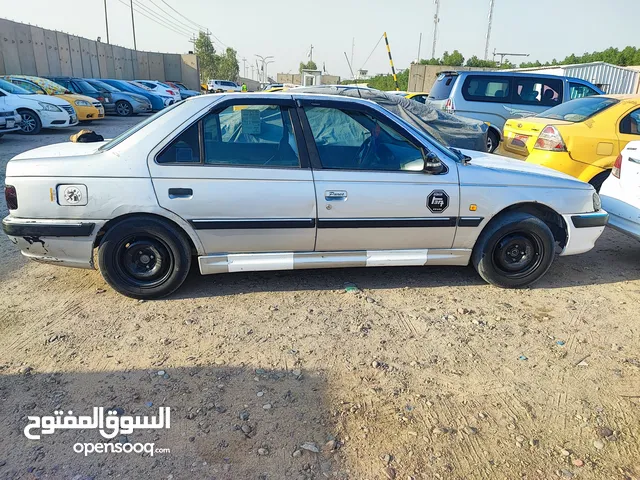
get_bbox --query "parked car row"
[0,75,200,136]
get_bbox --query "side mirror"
[423,150,444,175]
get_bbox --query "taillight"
[167,90,175,95]
[97,96,104,103]
[444,98,455,113]
[534,126,566,152]
[5,185,17,210]
[612,154,622,178]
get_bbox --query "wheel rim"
[113,235,174,288]
[21,113,37,133]
[491,232,544,279]
[117,102,131,116]
[487,136,494,152]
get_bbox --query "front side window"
[203,105,300,167]
[513,77,563,107]
[569,82,600,100]
[620,108,640,135]
[462,76,511,103]
[303,106,424,172]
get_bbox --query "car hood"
[127,92,150,102]
[11,141,106,161]
[55,93,97,104]
[459,150,592,190]
[15,94,72,106]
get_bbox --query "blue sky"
[0,0,637,79]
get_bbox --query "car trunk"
[502,118,574,158]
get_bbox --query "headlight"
[74,100,90,106]
[38,102,62,112]
[593,192,602,212]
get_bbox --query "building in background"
[277,72,341,86]
[506,62,639,94]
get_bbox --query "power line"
[132,0,194,37]
[159,0,209,31]
[145,0,203,33]
[359,34,383,72]
[116,0,192,40]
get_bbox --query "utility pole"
[417,32,422,62]
[484,0,495,60]
[309,44,314,62]
[255,55,274,83]
[492,50,529,66]
[103,0,110,44]
[251,65,255,80]
[130,0,137,50]
[242,57,247,78]
[431,0,440,60]
[350,38,355,70]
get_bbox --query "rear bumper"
[2,217,105,269]
[560,211,608,256]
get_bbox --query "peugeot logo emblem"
[517,123,523,128]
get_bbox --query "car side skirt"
[198,249,472,275]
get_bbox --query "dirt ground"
[1,119,639,480]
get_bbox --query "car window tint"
[537,96,619,123]
[569,82,600,99]
[513,77,563,106]
[620,108,640,135]
[202,105,300,168]
[13,79,45,95]
[156,122,201,163]
[304,106,424,172]
[462,76,511,103]
[412,95,427,104]
[429,74,457,100]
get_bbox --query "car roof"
[443,70,591,82]
[186,91,379,107]
[598,94,640,102]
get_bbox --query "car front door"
[148,97,317,255]
[297,98,460,253]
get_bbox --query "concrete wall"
[408,64,493,92]
[276,73,341,85]
[0,18,200,90]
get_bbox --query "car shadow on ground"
[173,229,640,300]
[0,366,342,479]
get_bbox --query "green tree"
[442,50,465,66]
[465,56,498,68]
[194,32,217,82]
[299,60,318,73]
[419,58,441,65]
[216,47,240,81]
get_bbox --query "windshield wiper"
[449,147,471,163]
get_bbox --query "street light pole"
[130,0,137,50]
[104,0,110,44]
[255,54,274,84]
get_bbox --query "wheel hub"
[115,237,173,287]
[492,232,543,278]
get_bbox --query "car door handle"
[629,157,640,165]
[168,188,193,199]
[325,190,348,201]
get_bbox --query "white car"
[0,78,77,134]
[207,80,241,93]
[600,141,640,241]
[134,80,181,104]
[0,107,21,137]
[2,93,608,299]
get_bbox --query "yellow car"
[502,94,640,190]
[2,75,103,122]
[404,92,430,104]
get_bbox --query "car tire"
[115,100,133,116]
[487,129,500,153]
[98,217,192,299]
[472,211,556,288]
[588,170,610,192]
[17,109,42,135]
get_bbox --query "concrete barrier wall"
[0,18,200,90]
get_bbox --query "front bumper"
[40,110,78,129]
[2,217,105,269]
[74,105,101,121]
[560,211,609,256]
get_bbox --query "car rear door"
[297,97,460,252]
[618,107,640,202]
[148,96,317,255]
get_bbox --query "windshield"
[0,78,32,94]
[130,81,152,91]
[536,96,619,122]
[89,80,119,93]
[428,74,458,100]
[174,82,188,90]
[76,80,99,94]
[99,101,186,151]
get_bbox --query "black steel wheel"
[17,109,42,135]
[98,217,191,299]
[115,100,133,116]
[472,211,556,288]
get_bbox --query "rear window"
[536,96,619,123]
[461,75,511,103]
[428,73,458,100]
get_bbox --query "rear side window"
[569,82,600,100]
[537,96,619,123]
[513,77,563,107]
[156,123,201,163]
[428,74,458,100]
[620,109,640,135]
[461,76,511,103]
